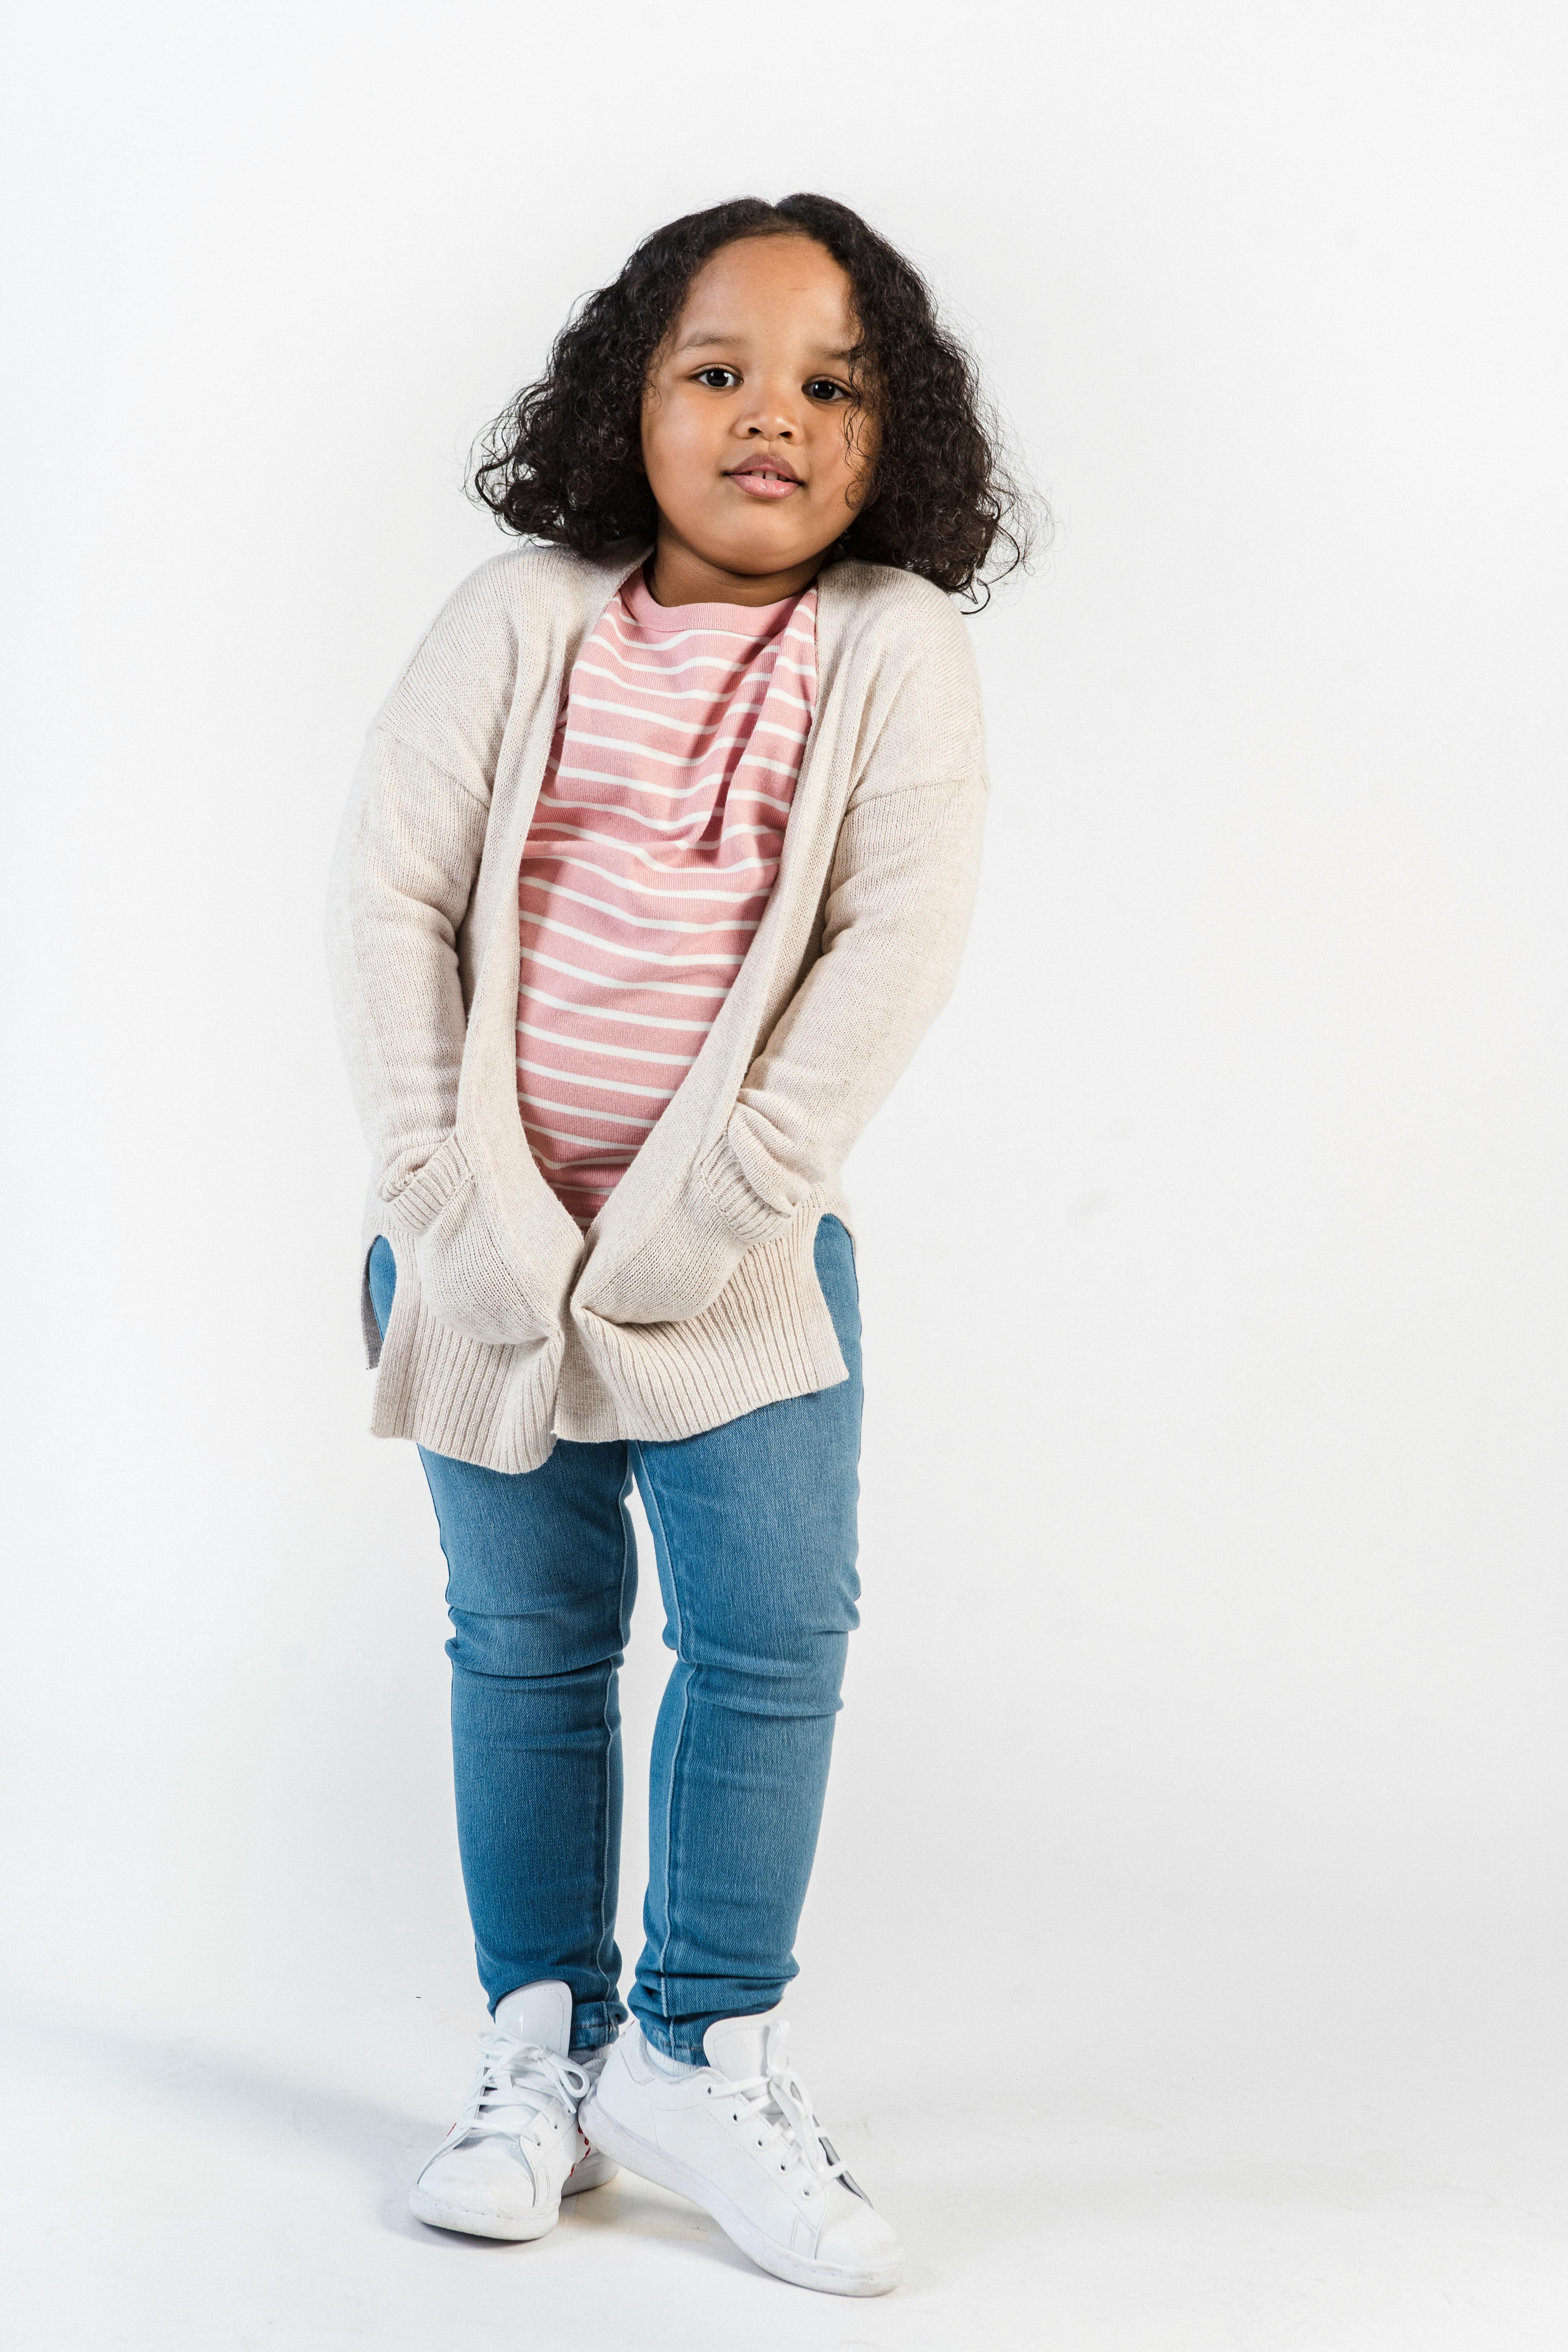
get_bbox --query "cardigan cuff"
[377,1132,470,1235]
[695,1136,786,1244]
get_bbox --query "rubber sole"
[407,2183,558,2241]
[578,2089,901,2298]
[408,2147,619,2240]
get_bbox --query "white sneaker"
[408,1981,618,2240]
[580,2011,902,2296]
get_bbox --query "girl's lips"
[726,468,801,501]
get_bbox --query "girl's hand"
[386,1134,555,1349]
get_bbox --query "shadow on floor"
[2,2002,435,2235]
[0,2002,752,2264]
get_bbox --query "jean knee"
[447,1603,621,1686]
[781,1627,850,1719]
[686,1624,849,1721]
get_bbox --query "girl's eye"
[694,367,739,390]
[805,378,850,403]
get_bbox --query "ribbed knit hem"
[556,1198,846,1445]
[370,1301,566,1472]
[365,1195,848,1470]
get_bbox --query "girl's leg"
[368,1236,635,2052]
[626,1215,863,2059]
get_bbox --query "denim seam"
[596,1457,637,2011]
[632,1441,688,2029]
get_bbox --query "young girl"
[327,192,1027,2299]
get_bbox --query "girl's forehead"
[682,238,851,318]
[671,238,857,347]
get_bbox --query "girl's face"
[641,235,879,604]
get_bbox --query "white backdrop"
[3,4,1565,2346]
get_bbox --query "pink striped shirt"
[515,568,818,1228]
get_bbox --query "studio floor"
[4,1995,1563,2352]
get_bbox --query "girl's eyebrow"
[673,328,857,363]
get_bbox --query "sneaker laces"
[450,2030,590,2148]
[710,2020,865,2200]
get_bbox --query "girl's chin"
[697,519,830,573]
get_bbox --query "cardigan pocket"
[384,1134,550,1347]
[575,1140,790,1330]
[377,1130,470,1235]
[694,1134,788,1244]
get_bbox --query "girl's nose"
[738,401,798,441]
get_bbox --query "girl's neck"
[645,529,827,609]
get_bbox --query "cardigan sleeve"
[699,593,989,1232]
[324,562,519,1213]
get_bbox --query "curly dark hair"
[471,194,1037,608]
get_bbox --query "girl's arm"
[325,566,516,1217]
[588,595,988,1327]
[707,763,986,1232]
[326,730,488,1210]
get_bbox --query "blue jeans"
[367,1216,862,2061]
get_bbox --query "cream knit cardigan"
[326,542,987,1472]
